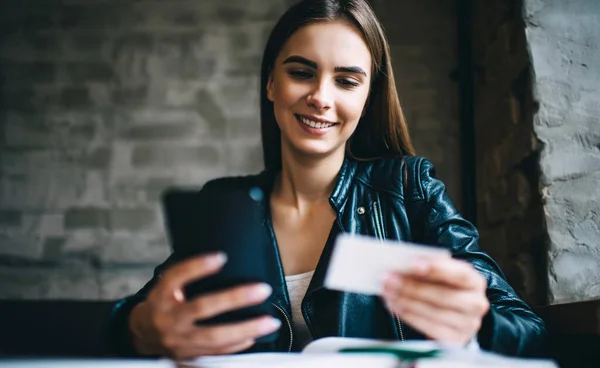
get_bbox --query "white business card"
[324,233,451,295]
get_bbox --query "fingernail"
[207,252,227,267]
[388,275,403,288]
[252,283,272,299]
[383,273,397,287]
[173,288,185,302]
[262,318,281,333]
[412,260,429,273]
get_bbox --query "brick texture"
[473,0,600,306]
[0,0,460,299]
[525,0,600,305]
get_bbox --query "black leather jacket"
[109,156,547,357]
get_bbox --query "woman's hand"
[128,253,281,360]
[382,257,489,346]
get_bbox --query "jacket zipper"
[272,302,293,352]
[372,199,405,342]
[394,313,405,342]
[372,199,385,240]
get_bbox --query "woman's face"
[267,20,372,162]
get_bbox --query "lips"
[295,114,338,129]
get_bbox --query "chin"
[287,140,343,160]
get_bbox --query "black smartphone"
[161,186,278,343]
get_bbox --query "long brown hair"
[260,0,415,171]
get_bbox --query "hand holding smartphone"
[161,186,278,342]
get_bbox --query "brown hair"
[260,0,415,171]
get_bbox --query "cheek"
[339,91,370,122]
[272,77,306,107]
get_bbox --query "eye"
[289,70,313,80]
[336,78,360,89]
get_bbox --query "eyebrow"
[282,55,367,76]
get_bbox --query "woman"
[110,0,546,359]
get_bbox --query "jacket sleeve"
[407,157,547,357]
[107,253,181,357]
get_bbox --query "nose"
[307,80,332,111]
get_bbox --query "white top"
[284,270,315,350]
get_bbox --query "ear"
[267,74,275,102]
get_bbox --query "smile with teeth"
[297,115,336,129]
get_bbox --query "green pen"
[340,345,442,361]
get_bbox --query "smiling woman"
[260,0,414,172]
[109,0,548,360]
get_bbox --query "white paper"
[302,336,442,354]
[417,349,558,368]
[179,353,398,368]
[0,360,176,368]
[324,233,451,295]
[302,338,557,368]
[179,339,557,368]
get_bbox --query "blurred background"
[0,0,599,311]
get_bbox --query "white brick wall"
[0,0,461,299]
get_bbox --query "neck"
[273,145,345,210]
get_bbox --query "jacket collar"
[329,157,358,213]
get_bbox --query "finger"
[397,257,486,290]
[383,274,490,316]
[390,302,473,346]
[384,294,480,333]
[174,283,273,329]
[188,315,281,349]
[155,253,227,308]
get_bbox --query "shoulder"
[201,170,273,194]
[353,156,439,200]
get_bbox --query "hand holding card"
[323,234,451,296]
